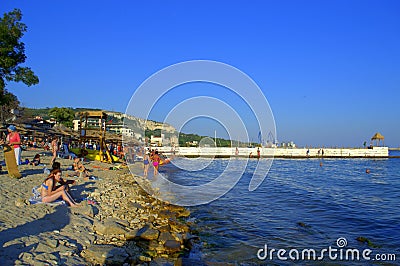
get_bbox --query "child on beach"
[41,169,79,207]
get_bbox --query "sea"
[157,151,400,265]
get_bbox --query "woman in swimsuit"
[152,151,161,176]
[41,169,79,207]
[143,153,150,177]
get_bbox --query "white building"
[72,118,103,131]
[151,134,163,146]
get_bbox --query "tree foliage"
[49,107,75,128]
[0,8,39,124]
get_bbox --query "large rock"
[34,253,59,265]
[34,243,53,253]
[124,229,139,240]
[164,240,181,252]
[158,210,176,219]
[137,225,160,241]
[94,218,128,235]
[45,238,58,248]
[176,208,190,218]
[158,232,175,244]
[169,218,189,233]
[71,203,94,218]
[81,245,129,265]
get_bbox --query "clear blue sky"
[1,1,399,147]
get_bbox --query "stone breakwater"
[157,146,389,158]
[0,153,195,265]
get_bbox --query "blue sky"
[1,1,399,147]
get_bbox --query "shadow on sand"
[0,205,70,264]
[0,181,97,265]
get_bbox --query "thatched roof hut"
[371,132,385,146]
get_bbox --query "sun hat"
[8,125,16,132]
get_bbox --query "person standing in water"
[143,152,150,177]
[152,151,161,176]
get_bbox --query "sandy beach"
[0,149,194,265]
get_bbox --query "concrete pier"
[155,146,389,158]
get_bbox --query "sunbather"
[41,169,79,207]
[52,161,76,191]
[29,154,41,166]
[73,157,90,179]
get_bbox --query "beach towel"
[29,185,65,205]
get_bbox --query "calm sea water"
[159,157,400,265]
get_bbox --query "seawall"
[155,146,389,158]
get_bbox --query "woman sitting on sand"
[41,169,79,207]
[52,162,76,191]
[73,157,90,179]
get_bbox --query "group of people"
[41,156,92,206]
[143,150,160,177]
[0,125,94,207]
[143,149,173,177]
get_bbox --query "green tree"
[49,107,75,128]
[0,8,39,124]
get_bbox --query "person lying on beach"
[41,169,79,207]
[29,154,41,166]
[73,157,90,180]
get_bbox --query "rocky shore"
[0,150,197,265]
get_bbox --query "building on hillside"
[73,118,103,131]
[170,136,179,147]
[107,123,138,138]
[151,134,163,146]
[74,117,145,141]
[186,140,198,147]
[19,117,55,130]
